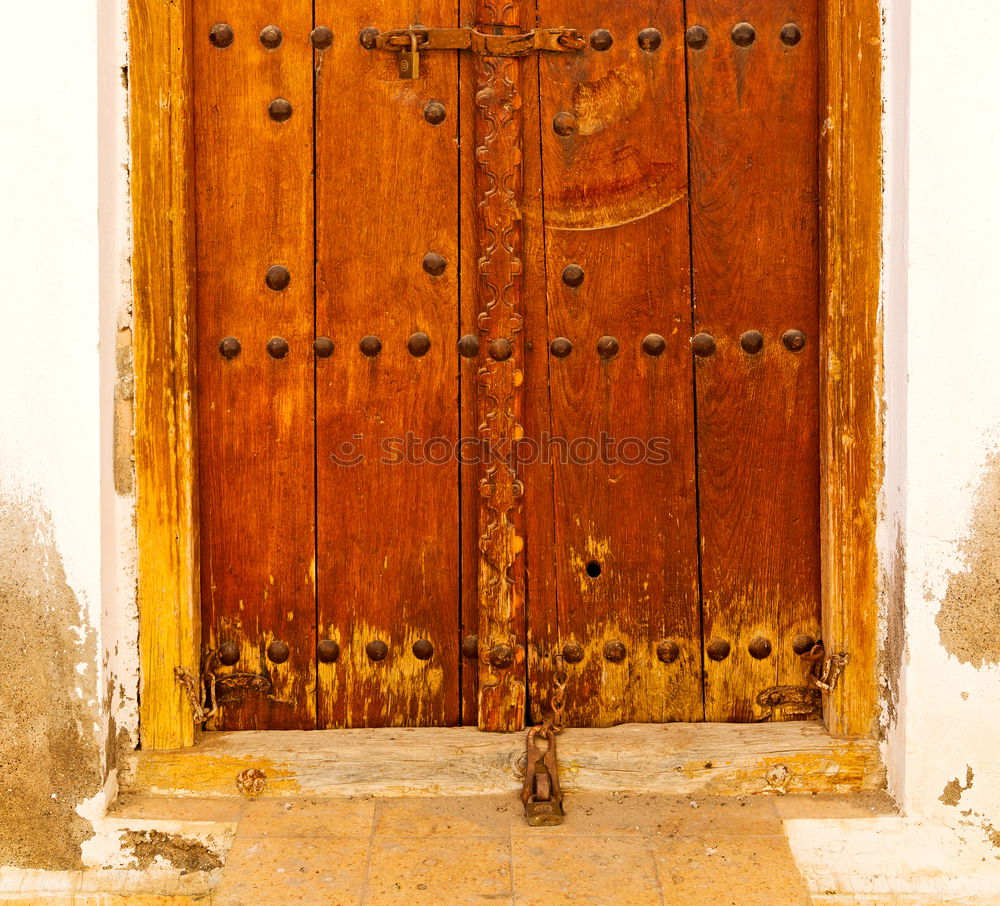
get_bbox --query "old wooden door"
[194,0,821,730]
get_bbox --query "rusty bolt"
[359,335,382,357]
[552,111,578,136]
[317,639,340,663]
[209,23,235,48]
[686,25,709,49]
[268,98,293,122]
[489,643,516,669]
[366,639,389,661]
[259,25,283,49]
[266,337,289,359]
[489,337,513,361]
[267,640,290,663]
[748,636,773,659]
[235,768,267,799]
[637,27,662,53]
[412,639,434,660]
[562,641,585,664]
[218,336,241,360]
[691,332,717,357]
[562,264,585,287]
[266,264,291,291]
[657,640,680,664]
[780,23,802,46]
[604,640,627,663]
[706,638,731,661]
[740,330,765,354]
[550,337,573,358]
[422,252,447,276]
[461,635,480,660]
[314,337,334,358]
[423,101,447,125]
[407,332,431,357]
[359,27,380,49]
[218,640,240,666]
[589,29,613,51]
[642,333,666,356]
[732,22,756,47]
[792,633,815,655]
[782,329,807,352]
[311,26,334,50]
[597,336,620,359]
[458,334,480,358]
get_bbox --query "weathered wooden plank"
[194,2,316,729]
[686,1,823,721]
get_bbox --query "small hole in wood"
[585,560,602,578]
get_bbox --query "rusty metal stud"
[550,337,573,358]
[637,27,662,53]
[218,336,241,360]
[423,101,447,125]
[461,635,480,659]
[706,638,731,661]
[552,112,577,136]
[589,29,613,51]
[604,640,627,663]
[218,641,240,666]
[268,98,293,122]
[642,333,666,356]
[657,640,680,664]
[782,329,807,352]
[209,23,234,48]
[792,633,815,655]
[562,264,585,287]
[562,641,585,664]
[366,640,389,661]
[359,335,382,357]
[489,643,516,669]
[313,337,334,358]
[691,332,717,357]
[732,22,756,47]
[458,335,480,358]
[259,25,283,49]
[267,640,290,664]
[317,639,340,663]
[311,26,334,50]
[748,636,773,659]
[489,337,513,361]
[422,252,447,276]
[266,264,291,291]
[740,330,765,354]
[407,332,431,357]
[780,23,802,46]
[359,27,380,49]
[412,639,434,660]
[266,337,289,359]
[597,336,620,359]
[686,25,709,49]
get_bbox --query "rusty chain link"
[521,653,570,826]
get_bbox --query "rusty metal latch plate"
[375,26,586,58]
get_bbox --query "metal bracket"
[374,26,586,57]
[521,723,565,826]
[174,649,291,725]
[756,642,850,721]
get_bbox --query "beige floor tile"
[772,792,897,820]
[238,797,375,838]
[510,793,683,837]
[511,836,661,906]
[108,796,244,824]
[213,835,368,906]
[659,796,784,837]
[373,794,516,836]
[366,836,511,905]
[654,835,811,906]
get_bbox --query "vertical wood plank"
[194,3,316,729]
[686,1,823,721]
[314,2,461,728]
[131,0,201,750]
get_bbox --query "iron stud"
[366,640,389,661]
[792,634,815,655]
[313,337,334,358]
[458,334,480,358]
[422,252,447,276]
[412,639,434,660]
[782,329,806,352]
[266,264,291,291]
[780,23,802,46]
[267,337,289,359]
[550,337,573,358]
[359,335,382,357]
[642,333,666,356]
[317,639,340,663]
[562,264,585,287]
[489,643,516,669]
[218,641,240,666]
[359,27,380,50]
[657,640,680,664]
[740,330,765,354]
[267,640,290,664]
[637,28,662,52]
[489,338,513,361]
[209,23,234,48]
[268,98,293,122]
[552,111,577,136]
[259,25,283,49]
[691,332,717,357]
[686,25,709,49]
[597,336,620,359]
[407,332,431,357]
[311,26,334,50]
[604,640,627,663]
[562,641,585,664]
[423,101,447,125]
[748,636,773,659]
[589,29,613,51]
[732,22,756,47]
[461,635,480,660]
[219,336,241,360]
[706,638,731,661]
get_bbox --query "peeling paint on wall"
[940,765,974,807]
[119,830,222,872]
[0,496,102,869]
[880,521,907,728]
[935,451,1000,667]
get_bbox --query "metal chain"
[522,652,570,825]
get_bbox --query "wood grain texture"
[194,2,316,729]
[686,1,823,721]
[819,0,883,737]
[125,722,885,797]
[526,0,702,725]
[314,0,461,727]
[130,0,201,750]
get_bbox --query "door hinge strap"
[375,26,586,57]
